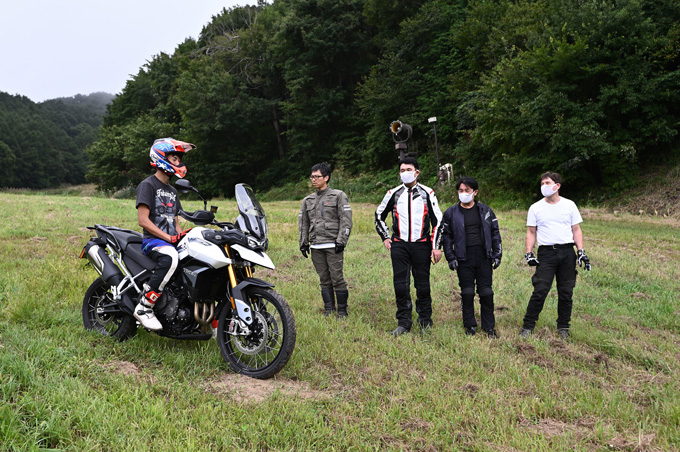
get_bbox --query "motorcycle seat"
[107,229,143,251]
[125,243,156,271]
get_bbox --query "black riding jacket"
[441,202,502,263]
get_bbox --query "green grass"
[1,192,679,451]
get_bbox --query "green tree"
[455,0,680,197]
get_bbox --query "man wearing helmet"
[134,138,195,331]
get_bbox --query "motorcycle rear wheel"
[82,278,137,341]
[217,287,296,379]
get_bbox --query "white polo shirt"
[527,197,583,246]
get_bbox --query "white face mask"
[400,171,417,184]
[458,192,475,204]
[541,184,557,197]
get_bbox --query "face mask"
[458,192,474,204]
[400,171,417,184]
[541,184,557,197]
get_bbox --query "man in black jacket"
[442,177,502,338]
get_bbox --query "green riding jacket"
[298,187,353,248]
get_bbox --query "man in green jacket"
[299,163,353,317]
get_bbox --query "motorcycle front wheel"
[82,278,137,341]
[217,287,296,379]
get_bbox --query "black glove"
[492,256,501,270]
[525,252,539,266]
[300,244,309,258]
[577,249,591,271]
[334,242,345,254]
[448,259,458,271]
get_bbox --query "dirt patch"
[102,360,142,376]
[607,432,661,451]
[400,419,432,433]
[516,342,537,356]
[206,374,330,404]
[518,416,593,441]
[460,383,480,397]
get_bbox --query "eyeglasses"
[310,175,324,180]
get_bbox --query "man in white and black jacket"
[441,177,502,338]
[375,156,443,336]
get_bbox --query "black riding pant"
[390,240,433,330]
[456,244,495,330]
[523,245,577,330]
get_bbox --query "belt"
[539,243,575,250]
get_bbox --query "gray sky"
[0,0,257,103]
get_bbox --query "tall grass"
[0,191,678,451]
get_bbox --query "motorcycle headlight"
[247,236,263,250]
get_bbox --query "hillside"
[0,91,114,189]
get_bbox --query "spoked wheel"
[82,278,137,341]
[217,287,296,379]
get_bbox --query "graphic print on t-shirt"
[154,187,178,235]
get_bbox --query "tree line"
[84,0,680,201]
[0,92,113,189]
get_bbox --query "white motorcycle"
[79,181,296,379]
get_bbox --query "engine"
[154,284,194,335]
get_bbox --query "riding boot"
[134,284,163,331]
[336,289,349,318]
[321,288,336,316]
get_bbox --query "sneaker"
[134,302,163,331]
[391,326,409,336]
[520,328,533,338]
[485,329,499,339]
[465,326,476,336]
[557,328,569,340]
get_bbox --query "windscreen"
[235,184,267,239]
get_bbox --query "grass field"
[0,191,678,451]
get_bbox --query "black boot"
[336,289,349,318]
[321,288,336,316]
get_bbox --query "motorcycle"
[79,181,296,379]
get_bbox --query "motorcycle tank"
[177,228,230,268]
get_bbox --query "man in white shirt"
[521,172,591,340]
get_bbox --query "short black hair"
[540,171,562,185]
[455,177,479,191]
[311,162,332,182]
[398,155,419,170]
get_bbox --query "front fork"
[196,246,254,333]
[223,246,255,336]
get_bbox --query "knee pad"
[478,287,494,298]
[461,287,476,297]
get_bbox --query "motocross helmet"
[149,138,196,178]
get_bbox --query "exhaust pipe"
[84,243,123,286]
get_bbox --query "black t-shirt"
[461,203,483,247]
[135,175,183,239]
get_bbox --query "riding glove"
[448,259,458,271]
[492,256,501,270]
[334,242,345,254]
[525,252,539,266]
[170,230,189,245]
[300,244,309,258]
[577,249,591,271]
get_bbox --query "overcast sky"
[0,0,258,103]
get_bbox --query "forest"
[8,0,680,202]
[0,92,113,189]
